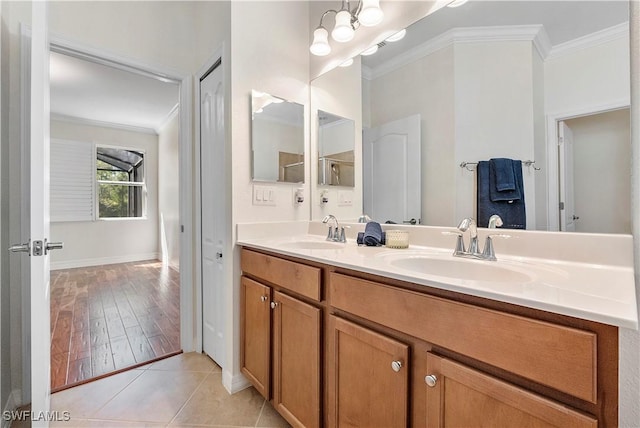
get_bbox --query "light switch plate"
[253,185,276,206]
[337,190,353,206]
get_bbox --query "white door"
[363,114,421,224]
[10,3,58,425]
[559,121,576,232]
[200,61,225,365]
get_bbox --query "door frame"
[18,31,196,400]
[194,45,228,362]
[545,99,630,231]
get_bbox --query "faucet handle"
[326,225,334,241]
[481,234,511,261]
[442,230,465,255]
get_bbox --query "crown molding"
[547,22,629,60]
[366,23,627,81]
[366,25,548,81]
[51,113,158,135]
[156,102,180,133]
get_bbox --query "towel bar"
[459,160,540,172]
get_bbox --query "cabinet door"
[424,353,597,428]
[240,277,271,399]
[272,291,321,428]
[331,316,409,427]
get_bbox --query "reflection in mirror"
[318,111,355,187]
[311,1,630,233]
[251,90,305,183]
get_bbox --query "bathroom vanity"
[237,222,637,427]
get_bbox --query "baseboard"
[2,389,21,428]
[51,253,160,270]
[222,370,251,395]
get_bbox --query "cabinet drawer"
[329,272,597,403]
[241,249,321,301]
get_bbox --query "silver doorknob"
[260,295,268,302]
[425,375,438,387]
[45,240,64,255]
[572,215,580,221]
[8,242,30,253]
[270,301,278,309]
[391,361,403,372]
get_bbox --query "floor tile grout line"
[166,370,214,427]
[255,399,267,427]
[80,368,146,419]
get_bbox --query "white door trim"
[45,34,196,351]
[194,45,226,355]
[545,98,630,231]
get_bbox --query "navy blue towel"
[357,231,386,246]
[477,161,526,229]
[489,159,522,202]
[363,221,384,246]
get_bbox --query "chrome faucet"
[322,215,346,243]
[448,216,509,261]
[457,217,479,255]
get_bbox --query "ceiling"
[363,0,629,68]
[49,51,179,133]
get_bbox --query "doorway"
[558,108,631,234]
[47,42,186,390]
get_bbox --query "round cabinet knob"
[270,301,278,309]
[424,374,438,388]
[260,295,268,302]
[391,361,403,372]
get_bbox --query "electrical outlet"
[337,190,353,206]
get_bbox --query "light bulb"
[361,44,378,56]
[339,58,354,67]
[310,27,331,56]
[447,0,469,7]
[385,29,406,42]
[332,10,355,42]
[358,0,384,27]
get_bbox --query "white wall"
[311,56,362,220]
[49,120,159,269]
[158,112,180,270]
[229,0,310,390]
[545,36,630,115]
[367,45,455,226]
[565,109,631,234]
[454,41,538,227]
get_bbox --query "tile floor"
[12,352,290,427]
[50,261,181,389]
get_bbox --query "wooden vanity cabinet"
[240,248,618,428]
[329,316,409,427]
[424,353,597,428]
[240,249,321,428]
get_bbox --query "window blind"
[50,139,95,222]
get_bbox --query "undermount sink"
[279,240,345,250]
[387,255,533,283]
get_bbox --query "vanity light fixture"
[339,58,354,67]
[310,0,384,56]
[447,0,469,8]
[385,28,406,42]
[361,44,379,56]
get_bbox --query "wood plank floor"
[50,260,180,390]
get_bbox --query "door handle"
[44,239,64,255]
[8,241,30,254]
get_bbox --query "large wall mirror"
[310,1,630,233]
[251,90,305,183]
[318,110,355,187]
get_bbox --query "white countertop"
[237,221,639,329]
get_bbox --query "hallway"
[50,260,181,390]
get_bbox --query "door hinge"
[558,136,564,146]
[181,225,185,233]
[559,202,565,210]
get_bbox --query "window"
[96,147,145,218]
